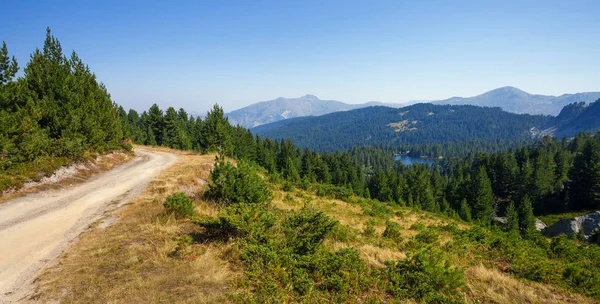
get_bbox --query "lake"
[394,155,435,166]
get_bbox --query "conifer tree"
[147,104,164,145]
[459,199,472,222]
[0,41,19,86]
[202,104,232,155]
[469,166,495,223]
[505,201,519,233]
[518,196,536,237]
[145,125,157,146]
[568,140,600,210]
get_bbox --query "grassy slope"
[35,147,594,303]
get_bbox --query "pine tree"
[568,140,600,210]
[518,196,536,237]
[202,104,232,155]
[145,125,157,146]
[147,104,164,145]
[0,41,19,86]
[505,201,519,233]
[163,107,179,148]
[469,166,495,223]
[459,199,472,222]
[283,157,300,182]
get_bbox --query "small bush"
[383,221,403,241]
[205,157,272,205]
[330,224,359,243]
[563,264,600,298]
[311,248,370,293]
[202,202,276,240]
[282,206,338,255]
[363,218,377,237]
[163,193,195,219]
[386,246,464,302]
[550,235,581,262]
[169,234,194,258]
[414,228,440,245]
[409,223,425,231]
[282,181,295,192]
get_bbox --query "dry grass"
[0,151,133,204]
[275,189,595,303]
[329,241,406,268]
[31,147,597,303]
[34,148,238,303]
[465,264,594,304]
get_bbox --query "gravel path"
[0,149,178,303]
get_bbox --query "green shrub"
[383,221,403,241]
[363,218,377,237]
[563,264,600,298]
[330,224,359,243]
[283,193,296,203]
[169,234,194,258]
[163,193,195,219]
[205,157,272,205]
[201,202,276,241]
[360,199,394,219]
[299,176,311,190]
[311,248,370,293]
[550,235,581,262]
[282,181,294,192]
[386,246,464,302]
[410,223,425,230]
[282,206,338,255]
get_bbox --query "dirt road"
[0,149,178,303]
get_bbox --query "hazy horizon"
[2,0,599,113]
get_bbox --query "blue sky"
[2,0,599,113]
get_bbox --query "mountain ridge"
[225,95,404,128]
[433,86,600,116]
[253,103,551,152]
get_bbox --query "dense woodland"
[0,29,123,191]
[120,99,600,227]
[252,103,551,152]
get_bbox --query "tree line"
[120,99,600,236]
[0,29,123,190]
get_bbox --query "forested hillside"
[120,99,600,221]
[0,29,124,191]
[119,99,600,301]
[253,103,551,152]
[550,99,600,137]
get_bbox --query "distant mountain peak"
[226,95,356,128]
[496,86,523,92]
[303,94,319,100]
[434,87,600,115]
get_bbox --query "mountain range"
[433,86,600,116]
[225,95,404,128]
[253,98,600,152]
[224,87,600,129]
